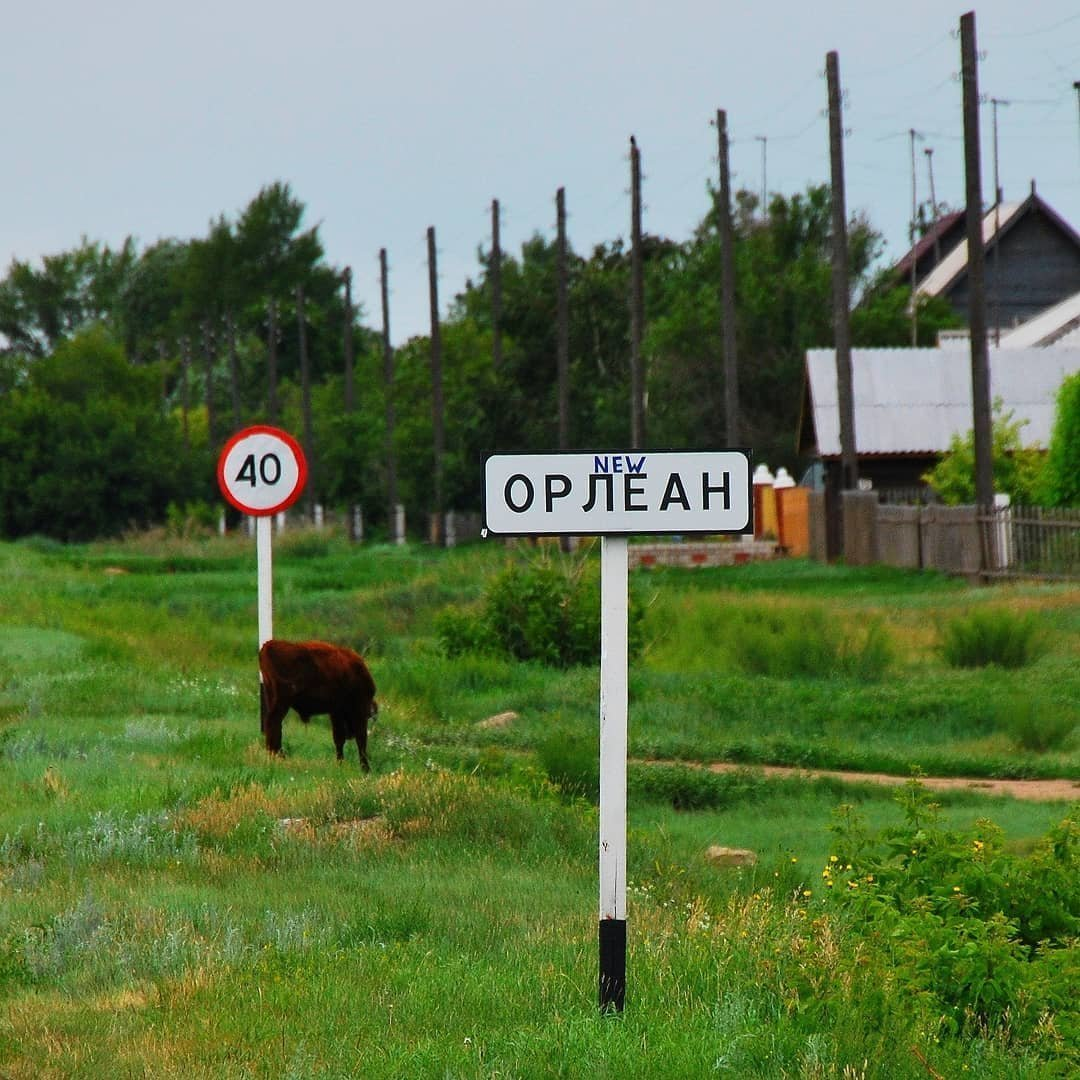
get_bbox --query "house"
[798,347,1080,498]
[905,188,1080,334]
[997,288,1080,349]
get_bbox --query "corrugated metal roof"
[998,289,1080,348]
[914,203,1023,298]
[805,347,1080,457]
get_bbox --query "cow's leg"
[264,702,288,755]
[329,714,347,762]
[356,716,370,773]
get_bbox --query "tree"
[1040,371,1080,507]
[0,327,193,540]
[0,238,137,358]
[923,401,1045,506]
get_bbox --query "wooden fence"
[824,493,1080,581]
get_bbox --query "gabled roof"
[803,347,1080,458]
[998,289,1080,348]
[892,210,964,281]
[914,191,1080,300]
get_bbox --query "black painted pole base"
[599,919,626,1012]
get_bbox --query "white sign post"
[483,450,752,1011]
[217,425,308,648]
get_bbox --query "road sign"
[482,446,754,1014]
[217,425,308,517]
[483,450,752,537]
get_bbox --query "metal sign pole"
[256,514,273,649]
[598,534,628,1011]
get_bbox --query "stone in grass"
[476,711,518,730]
[705,845,757,868]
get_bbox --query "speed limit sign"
[217,425,308,516]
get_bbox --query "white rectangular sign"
[483,450,752,536]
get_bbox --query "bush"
[827,784,1080,1052]
[938,608,1045,669]
[1000,695,1077,753]
[436,550,644,668]
[537,726,599,802]
[728,606,893,680]
[1040,370,1080,507]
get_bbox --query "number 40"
[235,452,282,487]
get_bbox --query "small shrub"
[1000,696,1077,753]
[537,726,599,802]
[728,606,893,681]
[938,608,1045,669]
[826,783,1080,1050]
[437,550,644,668]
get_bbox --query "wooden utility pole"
[225,311,241,430]
[629,136,645,448]
[343,267,355,414]
[266,299,279,424]
[961,11,994,511]
[716,109,740,446]
[909,129,919,347]
[924,147,941,265]
[202,319,217,446]
[826,51,858,493]
[556,187,570,449]
[180,335,191,450]
[380,248,399,536]
[296,284,315,517]
[491,199,504,373]
[428,227,446,545]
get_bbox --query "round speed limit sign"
[217,425,308,516]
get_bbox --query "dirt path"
[703,761,1080,803]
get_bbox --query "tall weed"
[938,608,1046,669]
[729,606,893,680]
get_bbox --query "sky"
[5,2,1080,346]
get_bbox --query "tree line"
[0,180,960,541]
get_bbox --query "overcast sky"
[5,2,1079,345]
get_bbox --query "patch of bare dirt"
[704,762,1080,803]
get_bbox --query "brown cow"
[258,639,378,770]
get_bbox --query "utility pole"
[909,129,920,346]
[491,199,504,373]
[266,299,279,424]
[1074,82,1080,163]
[379,248,398,538]
[755,135,768,215]
[716,109,740,445]
[427,226,446,545]
[826,51,858,495]
[180,335,191,450]
[225,310,240,431]
[989,97,1010,346]
[202,318,217,446]
[924,147,941,265]
[556,187,570,449]
[343,267,355,414]
[629,136,645,449]
[961,10,994,512]
[296,285,315,518]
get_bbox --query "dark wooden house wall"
[946,207,1080,330]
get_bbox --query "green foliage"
[938,607,1046,669]
[999,695,1077,754]
[923,401,1046,505]
[727,605,893,680]
[536,726,599,801]
[827,784,1080,1052]
[0,327,197,540]
[1040,370,1080,507]
[436,549,644,668]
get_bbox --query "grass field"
[0,532,1077,1077]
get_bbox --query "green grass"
[0,535,1077,1077]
